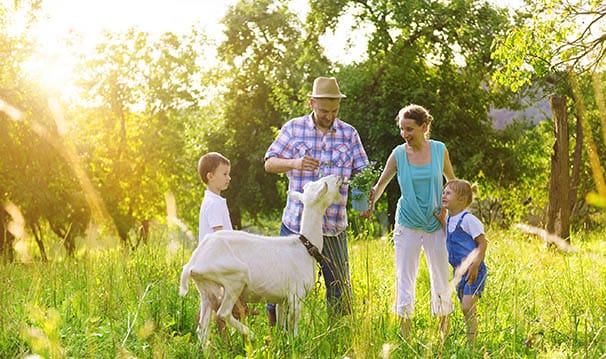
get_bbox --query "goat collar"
[298,235,324,262]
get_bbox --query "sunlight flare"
[0,98,23,121]
[514,223,576,252]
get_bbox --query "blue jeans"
[267,223,352,316]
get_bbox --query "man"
[264,76,369,324]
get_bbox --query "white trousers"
[393,224,453,318]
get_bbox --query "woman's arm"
[362,152,397,218]
[443,148,455,181]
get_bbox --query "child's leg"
[461,294,479,344]
[233,299,246,320]
[232,298,258,319]
[241,300,259,315]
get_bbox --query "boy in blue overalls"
[441,179,488,345]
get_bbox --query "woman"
[366,104,455,339]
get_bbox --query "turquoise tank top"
[394,140,445,232]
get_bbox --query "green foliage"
[2,227,606,357]
[0,3,90,257]
[466,120,553,228]
[491,3,606,234]
[492,1,606,93]
[210,0,332,227]
[349,162,382,200]
[315,0,515,226]
[72,29,209,244]
[2,0,604,257]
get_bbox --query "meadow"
[2,224,606,358]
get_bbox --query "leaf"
[586,191,606,208]
[349,162,381,199]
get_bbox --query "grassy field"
[2,225,606,358]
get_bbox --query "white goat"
[179,174,342,343]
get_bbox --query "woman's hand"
[360,188,376,218]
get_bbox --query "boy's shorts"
[455,265,487,302]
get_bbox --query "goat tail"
[179,264,191,296]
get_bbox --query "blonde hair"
[446,179,478,208]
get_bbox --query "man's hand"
[297,155,320,171]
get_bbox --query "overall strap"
[456,211,469,228]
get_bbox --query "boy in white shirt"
[196,152,254,332]
[198,152,233,241]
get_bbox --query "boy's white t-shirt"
[446,210,484,239]
[198,190,233,242]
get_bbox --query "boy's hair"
[446,179,478,208]
[198,152,230,184]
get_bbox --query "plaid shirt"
[265,113,369,235]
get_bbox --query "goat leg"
[216,281,254,340]
[195,291,213,345]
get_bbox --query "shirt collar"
[307,112,338,133]
[204,189,226,202]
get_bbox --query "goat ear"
[288,189,304,202]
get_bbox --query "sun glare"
[20,43,79,102]
[3,0,243,104]
[2,0,370,104]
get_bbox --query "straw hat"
[308,77,346,98]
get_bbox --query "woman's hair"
[198,152,230,184]
[396,104,433,137]
[446,179,479,208]
[396,104,433,127]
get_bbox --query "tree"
[492,0,606,237]
[0,197,16,262]
[211,0,331,227]
[0,2,90,259]
[73,29,208,246]
[308,0,512,226]
[546,95,570,238]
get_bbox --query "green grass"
[2,226,606,358]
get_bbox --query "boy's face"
[442,185,464,211]
[207,163,231,192]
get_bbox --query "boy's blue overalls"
[446,212,487,301]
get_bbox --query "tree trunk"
[0,209,15,262]
[545,94,571,241]
[30,222,48,262]
[569,97,584,220]
[230,204,242,230]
